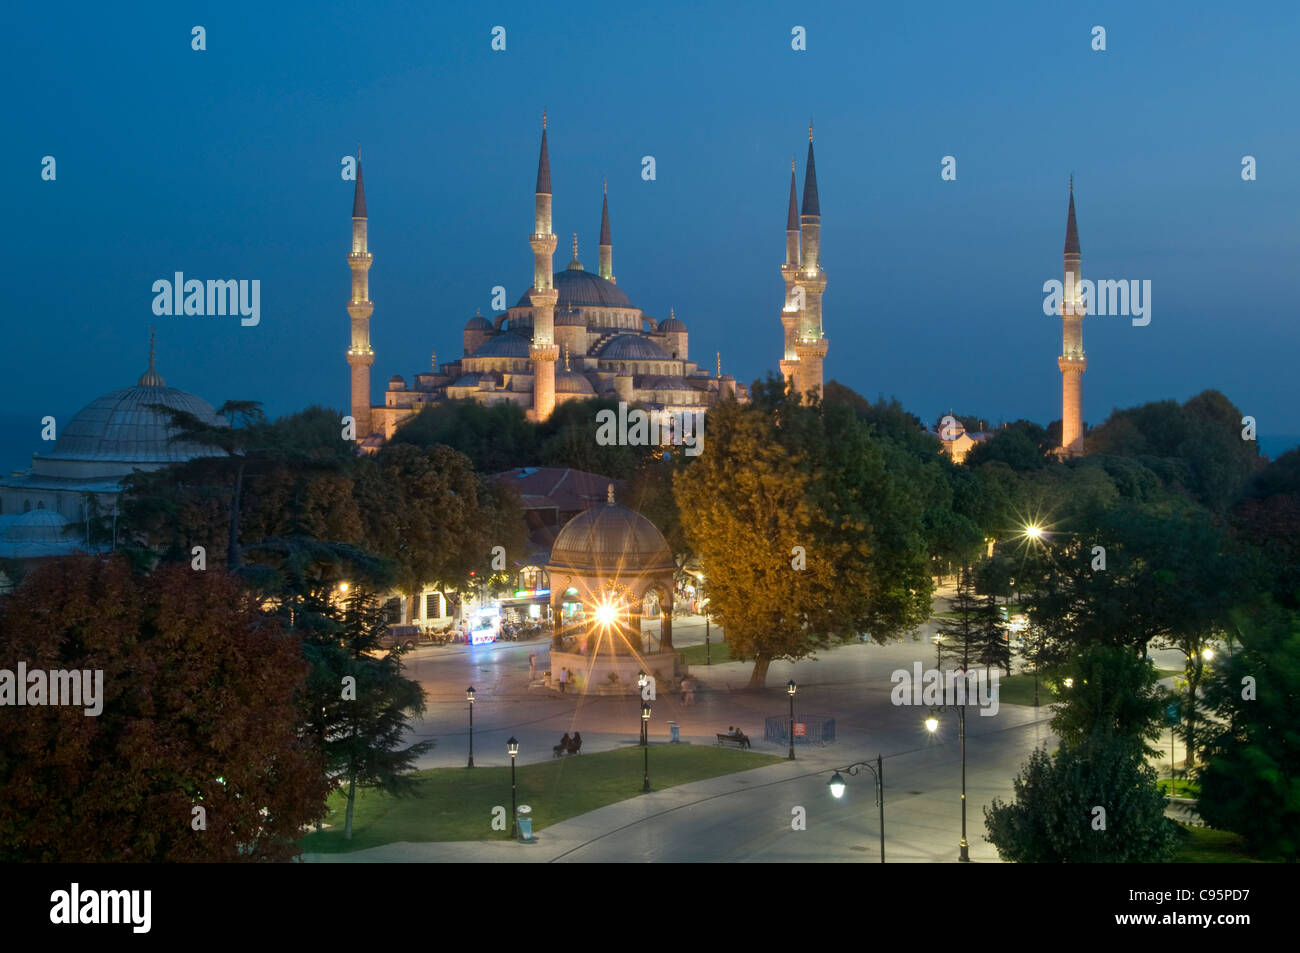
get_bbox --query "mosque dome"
[515,270,633,310]
[658,315,687,333]
[32,345,227,480]
[3,510,71,542]
[548,487,675,575]
[464,312,492,331]
[472,333,533,359]
[643,376,695,392]
[599,334,669,361]
[555,371,596,395]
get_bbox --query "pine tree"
[935,567,980,670]
[975,590,1011,675]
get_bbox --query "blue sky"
[6,0,1298,468]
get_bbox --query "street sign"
[1165,702,1181,725]
[793,723,807,737]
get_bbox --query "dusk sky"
[7,0,1298,470]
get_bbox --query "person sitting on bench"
[731,727,750,747]
[568,732,583,754]
[554,732,571,757]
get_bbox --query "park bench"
[552,737,583,757]
[715,732,750,749]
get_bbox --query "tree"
[674,377,931,687]
[331,586,434,840]
[983,739,1178,863]
[974,590,1010,675]
[1049,644,1171,760]
[1196,605,1300,860]
[389,399,539,473]
[934,567,980,669]
[0,557,329,861]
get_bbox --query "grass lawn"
[1157,778,1201,798]
[679,640,735,665]
[299,745,781,853]
[997,672,1059,707]
[1171,824,1271,863]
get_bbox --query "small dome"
[556,371,595,395]
[515,269,634,310]
[548,491,675,575]
[658,316,687,333]
[4,510,71,542]
[464,313,492,331]
[472,333,532,359]
[599,334,669,361]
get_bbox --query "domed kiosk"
[545,485,680,694]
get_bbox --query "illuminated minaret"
[1058,176,1086,457]
[598,179,614,282]
[793,121,828,400]
[529,115,560,422]
[346,144,375,439]
[778,158,801,386]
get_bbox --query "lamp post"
[787,680,797,760]
[641,703,652,792]
[933,634,945,669]
[466,686,476,768]
[637,672,648,746]
[926,691,970,862]
[507,736,519,838]
[828,755,885,863]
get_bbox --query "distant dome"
[599,334,669,361]
[3,510,70,542]
[33,374,227,480]
[464,312,492,331]
[548,492,675,575]
[658,316,687,333]
[515,270,634,310]
[473,333,532,359]
[556,371,595,395]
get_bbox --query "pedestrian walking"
[559,666,569,694]
[528,653,537,682]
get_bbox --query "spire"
[536,116,551,194]
[352,143,367,218]
[564,343,571,372]
[1064,175,1080,255]
[607,483,615,505]
[787,160,800,230]
[600,181,612,245]
[138,327,165,387]
[567,232,583,270]
[802,135,820,217]
[716,351,721,379]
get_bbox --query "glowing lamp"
[828,771,846,799]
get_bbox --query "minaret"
[1058,176,1086,457]
[793,121,829,400]
[529,115,560,422]
[346,144,375,439]
[598,179,614,282]
[778,158,801,386]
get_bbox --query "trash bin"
[668,721,680,743]
[517,804,533,841]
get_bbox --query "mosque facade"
[346,120,748,449]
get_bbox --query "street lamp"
[507,736,519,838]
[1063,677,1074,689]
[641,703,652,792]
[466,686,476,768]
[925,694,971,863]
[787,680,797,760]
[827,755,885,863]
[933,634,945,669]
[637,672,648,746]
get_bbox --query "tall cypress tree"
[935,567,980,670]
[975,590,1011,675]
